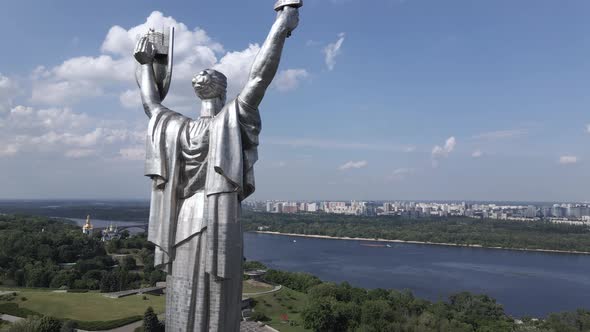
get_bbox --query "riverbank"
[253,231,590,255]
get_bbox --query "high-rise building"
[526,205,537,218]
[552,205,565,218]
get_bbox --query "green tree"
[122,256,137,270]
[143,307,164,332]
[302,297,336,332]
[544,309,590,332]
[60,320,78,332]
[38,316,63,332]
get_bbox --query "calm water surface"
[244,232,590,317]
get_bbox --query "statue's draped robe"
[144,97,260,332]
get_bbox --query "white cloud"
[120,89,141,109]
[53,55,132,82]
[31,80,104,105]
[0,74,19,113]
[101,12,224,58]
[472,150,483,158]
[273,69,309,92]
[431,136,456,167]
[338,160,368,170]
[31,11,307,108]
[586,124,590,134]
[213,44,260,98]
[0,105,142,159]
[323,33,345,71]
[472,129,527,140]
[559,155,578,165]
[432,136,456,158]
[0,144,18,157]
[0,105,90,131]
[386,168,414,181]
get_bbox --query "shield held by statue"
[135,27,175,101]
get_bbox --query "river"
[243,232,590,318]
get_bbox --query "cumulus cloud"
[386,168,414,181]
[213,44,260,97]
[273,69,309,92]
[2,10,311,168]
[31,11,307,108]
[31,79,104,105]
[0,144,18,157]
[323,33,345,71]
[559,155,578,165]
[0,74,19,113]
[0,105,90,131]
[432,136,456,158]
[338,160,368,170]
[120,89,141,109]
[0,105,143,159]
[431,136,456,167]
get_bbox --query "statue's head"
[192,69,227,104]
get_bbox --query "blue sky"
[0,0,589,202]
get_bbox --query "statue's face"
[192,71,222,100]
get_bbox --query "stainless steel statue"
[133,2,301,331]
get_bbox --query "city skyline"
[0,0,589,202]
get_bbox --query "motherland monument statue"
[133,1,302,331]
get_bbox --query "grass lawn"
[251,287,311,332]
[0,288,165,321]
[0,283,310,331]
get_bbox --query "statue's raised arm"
[134,28,174,118]
[239,2,301,109]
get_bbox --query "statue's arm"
[136,64,163,119]
[239,7,300,109]
[134,37,166,119]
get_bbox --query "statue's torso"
[179,117,213,199]
[174,116,213,244]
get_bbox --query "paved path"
[76,320,143,332]
[0,291,18,296]
[243,285,283,297]
[0,314,22,323]
[240,321,279,332]
[102,286,165,299]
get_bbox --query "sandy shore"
[253,231,590,255]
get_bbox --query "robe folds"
[143,97,260,331]
[145,97,260,273]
